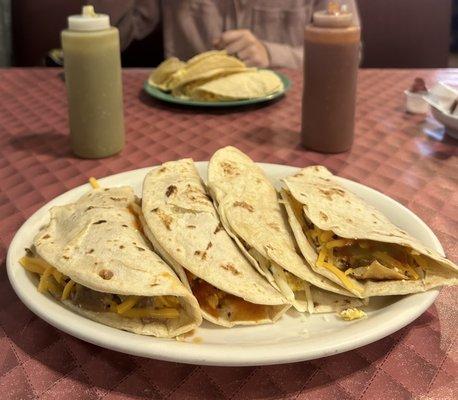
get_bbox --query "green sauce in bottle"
[62,6,124,158]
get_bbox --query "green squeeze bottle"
[62,6,124,158]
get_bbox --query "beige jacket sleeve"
[88,0,161,50]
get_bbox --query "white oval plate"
[7,163,441,366]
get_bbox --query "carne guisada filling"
[20,252,180,320]
[185,271,272,321]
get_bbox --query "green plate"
[143,71,291,107]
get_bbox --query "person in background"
[88,0,359,69]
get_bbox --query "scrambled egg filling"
[20,253,180,320]
[340,308,367,321]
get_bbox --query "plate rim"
[143,70,291,107]
[6,162,441,366]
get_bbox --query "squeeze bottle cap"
[68,6,110,31]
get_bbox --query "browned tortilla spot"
[86,249,94,254]
[158,167,167,173]
[233,201,254,212]
[267,222,280,231]
[121,224,128,228]
[137,246,145,251]
[119,245,125,249]
[93,220,107,225]
[187,225,196,229]
[165,185,177,197]
[319,212,328,221]
[43,234,50,239]
[220,161,239,176]
[194,250,207,260]
[206,242,212,250]
[221,263,240,275]
[86,206,94,211]
[99,269,113,280]
[319,187,345,200]
[63,255,69,260]
[156,209,173,230]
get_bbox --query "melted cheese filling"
[302,219,425,293]
[20,254,180,320]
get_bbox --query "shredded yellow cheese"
[117,296,140,314]
[61,280,75,301]
[20,257,46,274]
[51,269,64,284]
[105,299,119,312]
[320,230,334,243]
[88,177,100,189]
[326,239,353,249]
[46,278,62,297]
[38,267,53,293]
[21,255,180,320]
[316,249,362,295]
[316,249,326,268]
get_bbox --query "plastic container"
[301,4,360,153]
[62,6,124,158]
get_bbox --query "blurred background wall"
[0,0,11,66]
[2,0,456,68]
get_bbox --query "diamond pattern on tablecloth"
[0,68,457,399]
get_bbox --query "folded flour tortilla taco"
[141,159,290,327]
[207,147,358,312]
[282,166,458,297]
[20,186,202,337]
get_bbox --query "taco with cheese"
[282,166,458,297]
[191,69,284,101]
[148,57,186,91]
[20,187,202,337]
[141,158,290,327]
[207,146,358,312]
[168,51,247,96]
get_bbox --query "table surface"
[0,68,457,400]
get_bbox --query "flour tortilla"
[34,187,202,337]
[282,166,458,297]
[167,51,247,93]
[141,159,289,327]
[148,57,186,91]
[191,70,283,101]
[207,147,356,312]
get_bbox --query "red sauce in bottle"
[301,12,360,153]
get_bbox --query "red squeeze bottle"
[301,3,361,153]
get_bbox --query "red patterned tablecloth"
[0,68,457,400]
